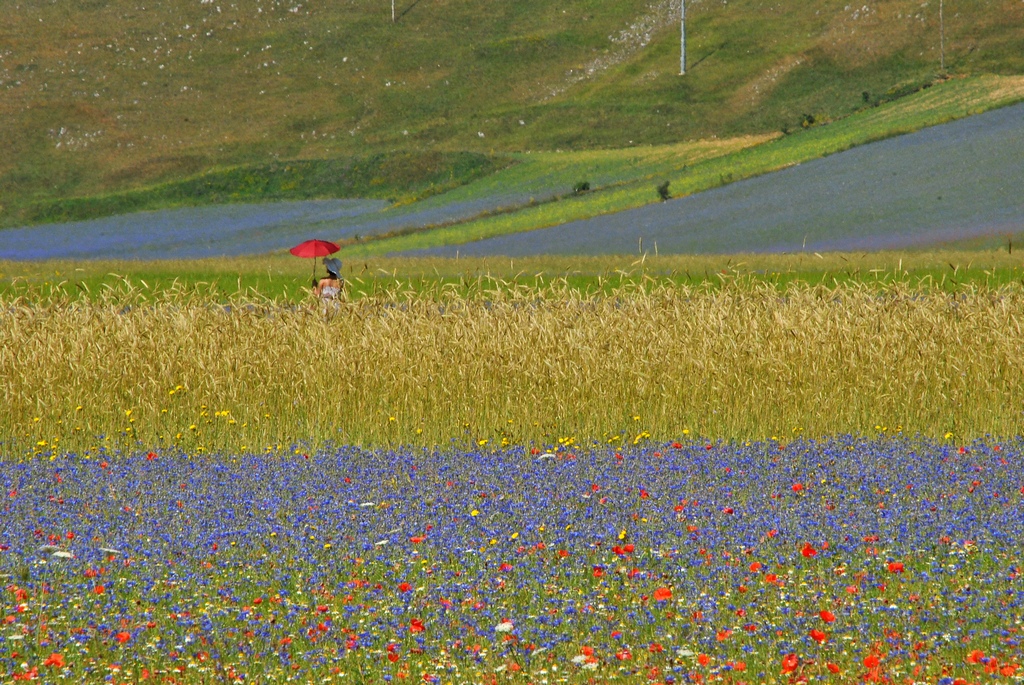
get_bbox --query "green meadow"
[3,248,1023,303]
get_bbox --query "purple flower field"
[1,437,1022,684]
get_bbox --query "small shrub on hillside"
[657,180,671,201]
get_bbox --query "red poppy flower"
[115,631,131,643]
[792,483,804,492]
[749,561,763,572]
[652,586,672,601]
[43,653,65,668]
[809,629,827,643]
[93,585,105,595]
[827,662,840,674]
[864,655,880,668]
[782,653,799,673]
[820,610,836,623]
[649,642,664,653]
[409,618,425,633]
[966,649,984,664]
[388,652,400,663]
[697,653,710,666]
[801,543,817,558]
[887,561,904,573]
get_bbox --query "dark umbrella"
[290,239,340,283]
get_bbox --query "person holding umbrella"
[289,239,343,298]
[314,257,343,299]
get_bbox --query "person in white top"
[314,257,343,299]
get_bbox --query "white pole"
[939,0,945,71]
[392,0,395,22]
[680,0,686,75]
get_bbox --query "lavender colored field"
[0,200,387,261]
[409,102,1024,257]
[0,193,551,261]
[2,438,1022,683]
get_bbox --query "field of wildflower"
[2,437,1022,684]
[3,261,1024,684]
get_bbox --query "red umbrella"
[290,239,340,282]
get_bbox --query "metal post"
[939,0,945,71]
[680,0,686,75]
[392,0,395,22]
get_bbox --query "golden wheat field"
[2,275,1023,458]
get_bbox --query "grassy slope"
[1,0,1022,230]
[20,152,510,225]
[337,74,1024,256]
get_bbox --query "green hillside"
[1,0,1022,229]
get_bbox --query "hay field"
[3,277,1023,458]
